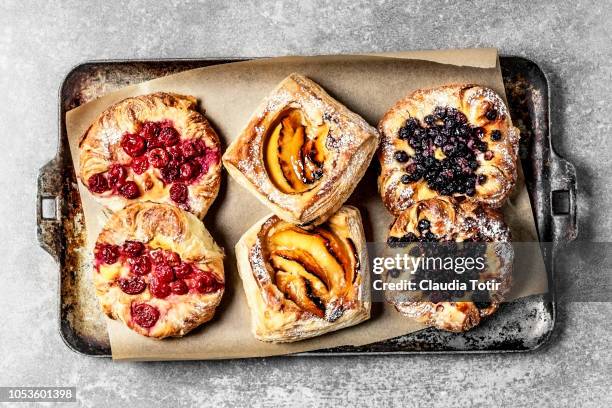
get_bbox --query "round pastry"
[93,202,224,338]
[378,84,520,216]
[223,73,379,225]
[235,206,370,342]
[79,92,221,219]
[384,197,513,332]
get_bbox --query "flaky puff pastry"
[235,206,370,342]
[223,74,379,225]
[384,197,513,332]
[93,202,224,339]
[79,92,221,219]
[378,85,520,216]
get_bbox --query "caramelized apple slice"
[275,270,326,318]
[270,228,346,290]
[264,109,328,194]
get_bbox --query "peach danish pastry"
[223,73,379,225]
[93,202,224,338]
[384,197,513,332]
[79,92,221,218]
[235,206,370,342]
[378,85,520,215]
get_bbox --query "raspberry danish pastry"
[93,202,224,338]
[235,206,370,342]
[378,85,520,215]
[223,73,379,225]
[384,197,513,332]
[79,92,221,218]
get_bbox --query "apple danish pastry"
[235,206,370,342]
[223,73,379,225]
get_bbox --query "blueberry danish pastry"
[378,85,520,215]
[384,197,513,332]
[235,206,370,342]
[79,92,221,218]
[223,74,379,225]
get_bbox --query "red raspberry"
[193,139,207,156]
[128,255,151,275]
[140,122,163,148]
[107,164,128,187]
[131,303,159,328]
[170,183,188,203]
[88,173,109,193]
[149,249,180,266]
[131,156,149,174]
[180,140,198,159]
[118,181,140,199]
[169,280,188,295]
[149,276,171,298]
[149,250,167,266]
[173,262,193,279]
[165,251,181,266]
[159,126,180,147]
[121,133,147,157]
[96,243,119,264]
[153,264,174,284]
[167,145,184,163]
[201,148,220,172]
[180,161,201,181]
[119,276,146,295]
[121,240,145,257]
[189,272,220,294]
[148,148,170,168]
[159,163,180,183]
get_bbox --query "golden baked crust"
[235,206,370,342]
[378,84,520,216]
[79,92,221,219]
[93,202,224,339]
[223,73,379,225]
[384,197,513,332]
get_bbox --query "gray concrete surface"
[1,0,610,406]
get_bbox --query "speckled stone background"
[1,0,610,407]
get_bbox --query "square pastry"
[223,73,379,225]
[235,206,371,342]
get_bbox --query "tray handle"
[37,158,64,262]
[550,152,578,241]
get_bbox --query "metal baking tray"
[38,56,577,357]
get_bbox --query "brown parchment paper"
[65,48,547,360]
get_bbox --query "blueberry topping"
[417,219,430,231]
[485,109,498,121]
[386,236,399,247]
[394,150,409,163]
[403,232,418,242]
[394,108,490,197]
[490,130,502,141]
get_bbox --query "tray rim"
[41,54,575,358]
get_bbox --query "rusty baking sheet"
[37,56,577,357]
